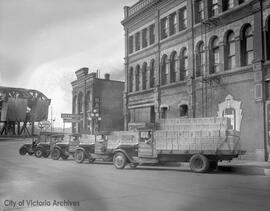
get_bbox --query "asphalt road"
[0,140,270,211]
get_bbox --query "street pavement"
[0,140,270,211]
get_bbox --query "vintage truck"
[73,132,137,164]
[111,117,244,173]
[34,133,65,158]
[50,133,81,160]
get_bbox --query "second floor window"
[128,36,134,54]
[142,63,147,90]
[135,32,140,51]
[129,67,134,92]
[195,0,204,24]
[210,37,220,74]
[161,17,169,39]
[211,0,219,17]
[225,31,236,70]
[150,60,155,88]
[223,0,234,11]
[169,12,177,35]
[179,7,187,31]
[161,55,168,85]
[196,42,205,77]
[170,52,177,83]
[149,24,155,45]
[241,25,253,66]
[135,66,140,91]
[142,28,148,48]
[180,48,188,81]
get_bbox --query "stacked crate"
[107,131,138,149]
[155,117,239,153]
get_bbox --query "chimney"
[104,73,110,80]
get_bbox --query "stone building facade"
[71,68,124,134]
[122,0,270,160]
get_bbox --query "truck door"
[138,131,153,157]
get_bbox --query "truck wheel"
[209,161,218,171]
[113,152,127,169]
[75,150,85,163]
[35,148,43,158]
[43,152,50,158]
[190,154,210,173]
[19,147,27,155]
[51,148,61,160]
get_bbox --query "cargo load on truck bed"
[155,117,241,155]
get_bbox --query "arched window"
[72,96,77,114]
[225,31,236,70]
[149,59,155,88]
[180,47,188,81]
[161,55,168,85]
[266,16,270,60]
[170,51,177,83]
[78,92,83,114]
[209,37,219,74]
[129,67,134,92]
[241,24,253,66]
[161,107,168,119]
[85,91,90,113]
[135,65,140,91]
[196,41,205,77]
[142,62,147,90]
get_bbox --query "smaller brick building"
[71,68,124,134]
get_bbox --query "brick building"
[122,0,270,160]
[71,68,124,134]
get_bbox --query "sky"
[0,0,138,127]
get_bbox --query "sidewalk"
[218,160,270,176]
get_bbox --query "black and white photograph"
[0,0,270,210]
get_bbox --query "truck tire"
[113,152,127,169]
[19,147,27,155]
[209,161,218,171]
[35,148,43,158]
[51,148,61,160]
[74,150,85,163]
[43,152,50,158]
[190,154,210,173]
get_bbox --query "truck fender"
[113,149,134,163]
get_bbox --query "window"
[239,0,246,4]
[85,91,91,112]
[266,17,270,60]
[179,7,187,31]
[128,36,134,54]
[135,32,140,51]
[149,24,155,45]
[225,31,236,70]
[179,104,188,117]
[161,107,168,119]
[161,17,169,39]
[196,42,205,77]
[180,48,188,81]
[72,96,77,114]
[142,28,148,48]
[170,51,177,83]
[142,63,147,90]
[129,67,134,92]
[169,12,177,35]
[210,37,220,74]
[195,0,204,24]
[150,59,155,88]
[223,0,234,11]
[135,65,140,91]
[161,55,168,85]
[241,25,253,66]
[78,92,83,114]
[211,0,219,17]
